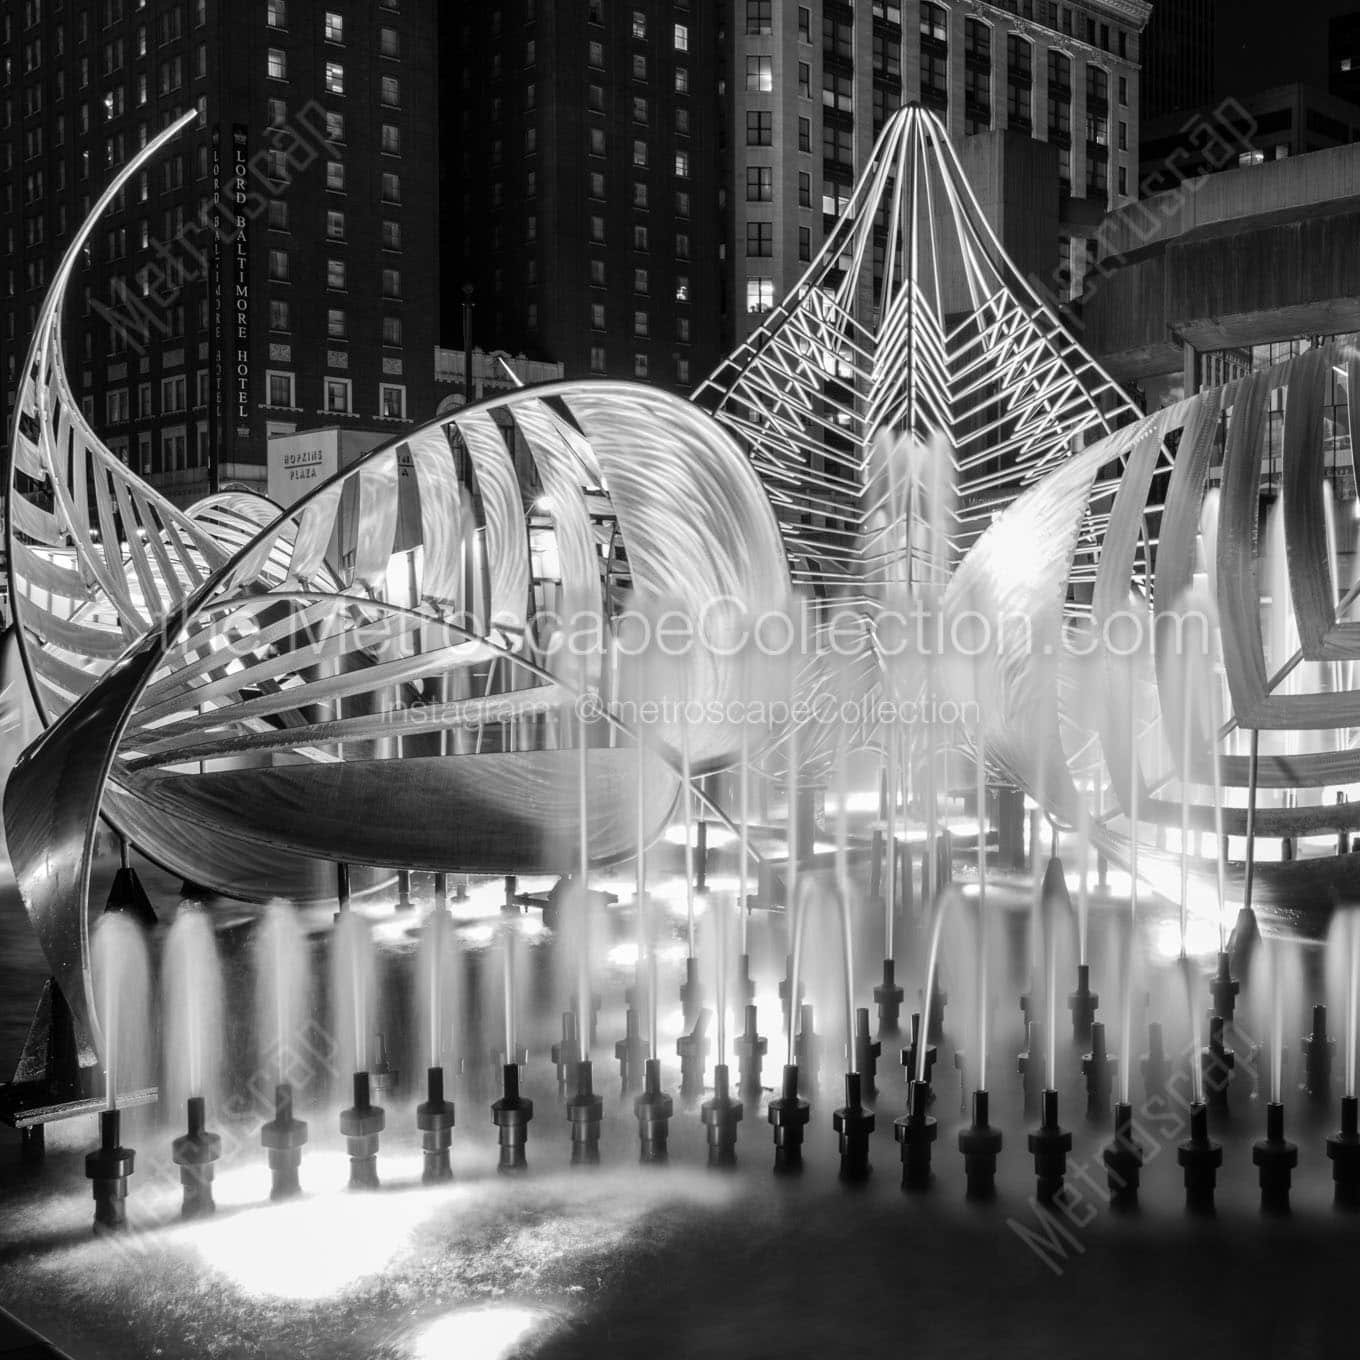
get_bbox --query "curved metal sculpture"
[8,102,1360,1072]
[3,116,790,1056]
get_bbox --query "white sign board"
[268,429,340,508]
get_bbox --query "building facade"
[1,0,440,507]
[1140,84,1360,189]
[442,0,724,395]
[1332,12,1360,110]
[728,0,1150,341]
[1139,0,1213,121]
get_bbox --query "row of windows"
[104,372,412,423]
[266,2,402,52]
[264,299,406,348]
[587,348,691,385]
[584,260,691,301]
[585,305,693,342]
[264,371,407,419]
[265,49,402,107]
[265,250,404,297]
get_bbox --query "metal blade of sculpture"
[5,105,1360,1070]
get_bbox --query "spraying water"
[91,912,152,1109]
[918,887,958,1082]
[1271,941,1286,1105]
[162,905,223,1113]
[331,910,376,1079]
[1119,664,1141,1106]
[1349,912,1360,1100]
[417,904,456,1071]
[974,712,989,1090]
[254,900,309,1091]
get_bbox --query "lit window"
[326,210,345,239]
[633,139,647,167]
[380,76,400,106]
[325,62,344,95]
[634,309,649,336]
[634,353,649,378]
[379,384,406,419]
[381,172,401,202]
[675,150,689,177]
[382,316,403,345]
[266,0,287,28]
[268,249,289,281]
[633,267,649,294]
[591,303,606,329]
[382,220,401,250]
[747,56,773,92]
[327,307,346,338]
[675,66,689,93]
[380,27,400,58]
[632,10,646,39]
[746,276,774,314]
[327,258,347,289]
[381,268,402,298]
[266,48,286,80]
[326,160,346,191]
[324,11,343,43]
[674,23,689,51]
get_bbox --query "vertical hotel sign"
[232,125,251,442]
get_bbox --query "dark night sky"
[1214,0,1353,97]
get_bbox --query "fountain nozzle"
[1326,1094,1360,1207]
[1027,1088,1072,1205]
[896,1078,938,1190]
[615,1008,647,1097]
[491,1061,534,1173]
[795,1004,822,1092]
[901,1011,937,1100]
[1177,1101,1223,1212]
[1102,1101,1144,1208]
[1018,1021,1045,1116]
[260,1082,308,1200]
[567,1060,604,1165]
[853,1008,881,1101]
[1068,963,1099,1043]
[1081,1021,1116,1121]
[1301,1003,1334,1105]
[734,1003,768,1098]
[1140,1021,1170,1104]
[958,1089,1003,1199]
[1209,950,1239,1022]
[700,1063,744,1167]
[680,955,705,1029]
[551,1012,582,1098]
[874,958,904,1036]
[85,1108,135,1235]
[634,1057,674,1162]
[677,1008,712,1104]
[833,1071,874,1182]
[171,1095,221,1218]
[416,1066,456,1183]
[1202,1015,1235,1113]
[368,1032,399,1101]
[767,1063,811,1173]
[340,1071,385,1189]
[1252,1100,1298,1214]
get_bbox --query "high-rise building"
[442,1,1148,386]
[1139,0,1214,121]
[1,0,440,508]
[1330,12,1360,109]
[442,0,724,395]
[729,0,1150,338]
